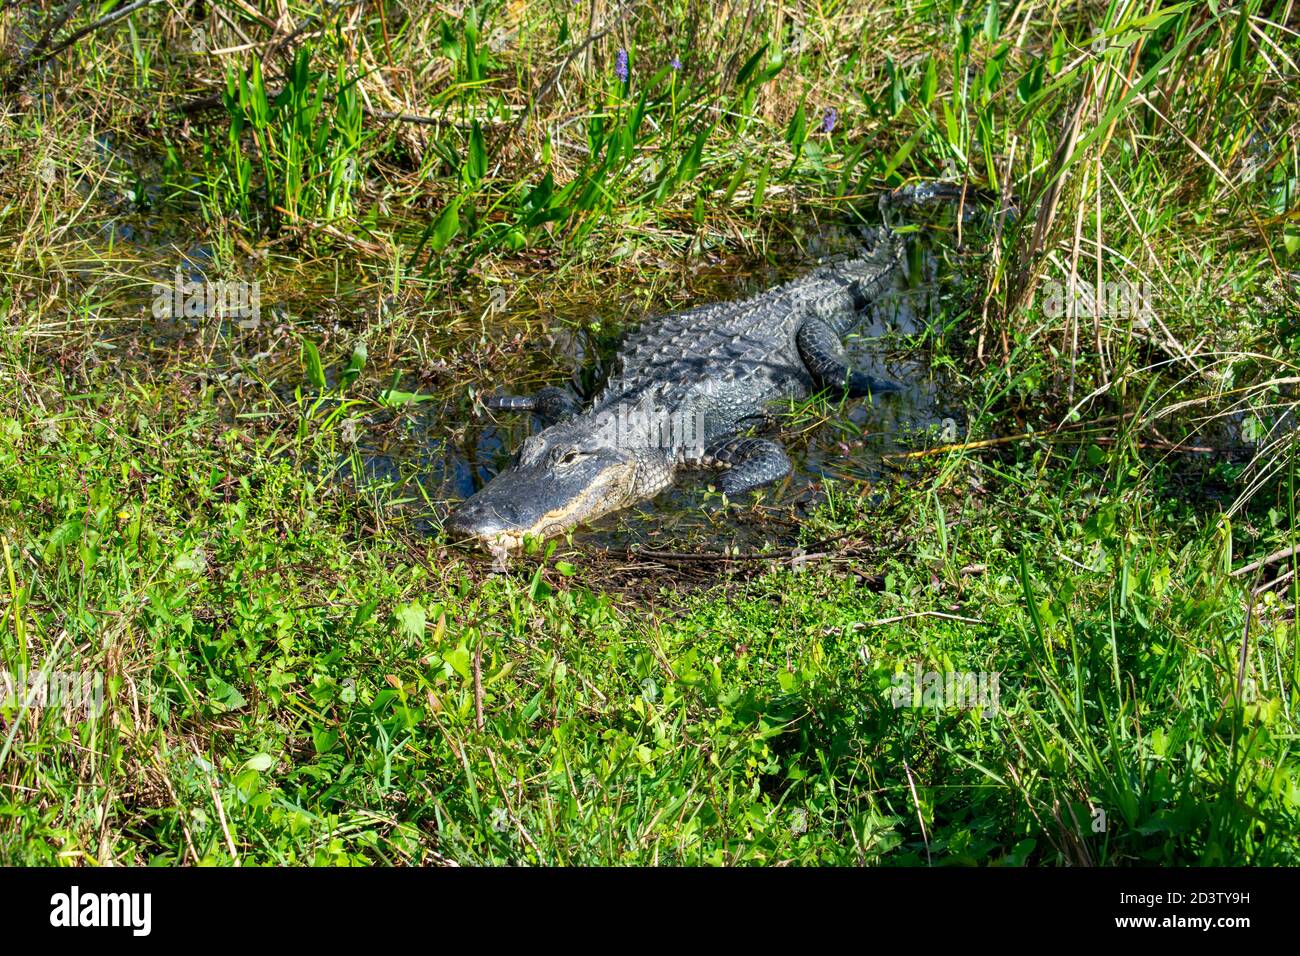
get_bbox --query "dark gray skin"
[447,233,904,553]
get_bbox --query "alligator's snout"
[446,430,642,552]
[446,492,537,552]
[446,497,522,538]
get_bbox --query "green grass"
[1,361,1295,864]
[0,0,1297,864]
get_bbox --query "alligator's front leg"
[706,436,793,496]
[796,317,900,398]
[484,386,581,426]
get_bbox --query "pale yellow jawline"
[483,464,636,551]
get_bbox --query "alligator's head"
[447,417,647,552]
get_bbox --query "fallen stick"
[885,431,1047,460]
[831,611,986,631]
[884,412,1223,462]
[1232,543,1300,578]
[1253,568,1295,595]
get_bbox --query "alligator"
[445,227,909,553]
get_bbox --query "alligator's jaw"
[446,448,643,552]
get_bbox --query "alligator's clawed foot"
[797,317,900,398]
[484,386,581,426]
[707,437,793,496]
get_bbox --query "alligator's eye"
[554,448,583,466]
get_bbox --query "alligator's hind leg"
[484,386,581,426]
[706,437,793,496]
[796,317,900,398]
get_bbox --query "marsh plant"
[212,48,365,230]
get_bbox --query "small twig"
[893,428,1219,463]
[886,431,1042,460]
[832,611,985,633]
[902,760,932,866]
[1232,543,1300,578]
[628,532,855,563]
[368,109,450,126]
[484,749,543,859]
[270,208,387,254]
[1088,436,1214,454]
[154,753,201,866]
[1253,568,1295,596]
[265,0,358,60]
[5,0,163,95]
[190,741,240,866]
[3,0,83,94]
[885,413,1138,462]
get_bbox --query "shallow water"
[57,140,965,551]
[77,215,967,551]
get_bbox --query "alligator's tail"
[820,229,907,336]
[830,182,1002,334]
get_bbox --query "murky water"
[68,224,967,550]
[48,133,967,552]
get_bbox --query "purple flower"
[670,55,682,71]
[615,48,629,83]
[821,107,838,134]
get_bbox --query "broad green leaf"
[302,340,326,390]
[466,121,486,183]
[920,56,937,107]
[395,601,426,640]
[378,388,436,407]
[244,753,275,772]
[429,199,462,252]
[444,644,472,680]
